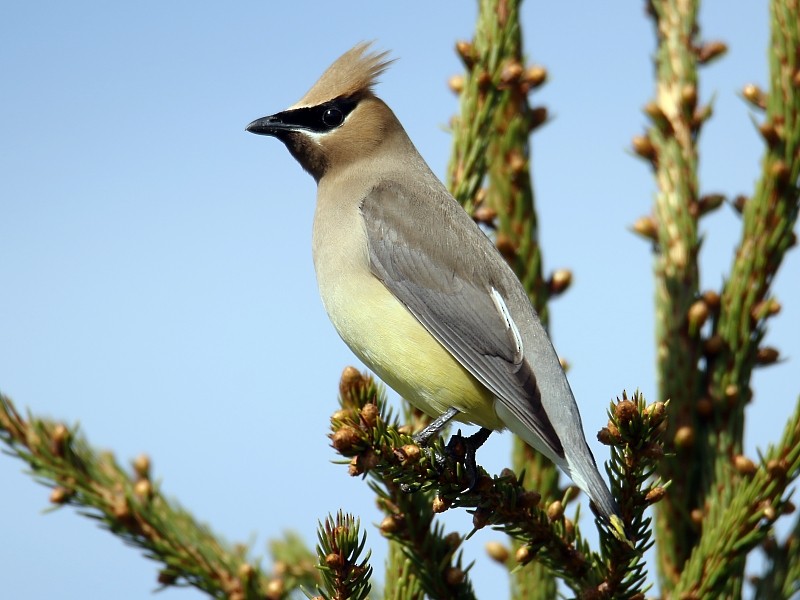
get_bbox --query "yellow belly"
[332,274,502,430]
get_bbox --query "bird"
[246,42,622,529]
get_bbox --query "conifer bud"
[547,500,564,521]
[549,269,573,295]
[632,135,656,161]
[133,453,151,479]
[756,347,780,365]
[360,402,379,427]
[674,426,695,449]
[444,567,465,586]
[734,455,757,476]
[448,75,465,94]
[485,541,509,563]
[742,84,767,109]
[645,486,667,504]
[433,496,450,513]
[523,65,548,88]
[632,216,658,241]
[331,425,359,452]
[697,40,728,64]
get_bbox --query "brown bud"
[473,205,497,224]
[432,496,450,514]
[339,366,363,399]
[632,215,658,241]
[690,508,704,526]
[751,298,781,321]
[696,397,713,418]
[360,402,379,427]
[472,507,491,529]
[397,425,412,436]
[782,500,796,515]
[644,401,667,427]
[50,424,69,457]
[734,455,757,476]
[606,421,621,439]
[766,458,787,479]
[500,61,524,85]
[445,567,465,586]
[698,194,725,216]
[157,570,178,586]
[547,500,564,521]
[549,269,573,295]
[331,425,360,452]
[771,160,791,184]
[112,495,131,520]
[473,187,488,206]
[134,479,152,499]
[643,100,667,123]
[379,515,403,535]
[742,84,767,109]
[485,541,509,563]
[704,334,724,356]
[701,290,721,312]
[400,444,421,464]
[50,486,71,504]
[265,578,284,600]
[759,121,780,147]
[444,532,461,550]
[724,384,739,402]
[237,563,254,580]
[762,502,777,521]
[697,40,728,64]
[519,490,541,509]
[325,553,344,570]
[732,194,748,214]
[508,151,526,174]
[476,70,491,90]
[515,545,531,564]
[523,65,548,89]
[455,40,476,68]
[348,456,362,477]
[756,346,780,365]
[563,517,575,538]
[448,74,465,94]
[500,467,516,480]
[615,399,638,425]
[597,427,615,445]
[330,408,351,423]
[645,486,667,504]
[528,106,548,131]
[681,84,698,111]
[688,300,710,332]
[674,426,695,449]
[632,135,656,161]
[133,453,151,479]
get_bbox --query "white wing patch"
[490,286,524,363]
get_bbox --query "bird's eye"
[322,107,344,128]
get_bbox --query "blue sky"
[1,2,797,598]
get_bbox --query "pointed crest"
[291,42,394,108]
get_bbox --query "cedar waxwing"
[247,43,621,529]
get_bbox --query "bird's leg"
[446,427,492,489]
[412,406,460,445]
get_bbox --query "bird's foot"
[445,427,492,490]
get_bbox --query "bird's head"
[247,42,398,182]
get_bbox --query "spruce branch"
[706,0,800,482]
[640,0,707,587]
[0,392,304,600]
[752,509,800,600]
[332,369,665,597]
[674,396,800,599]
[311,511,373,600]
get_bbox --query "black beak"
[246,114,295,136]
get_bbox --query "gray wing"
[360,180,565,461]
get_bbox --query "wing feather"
[361,180,565,459]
